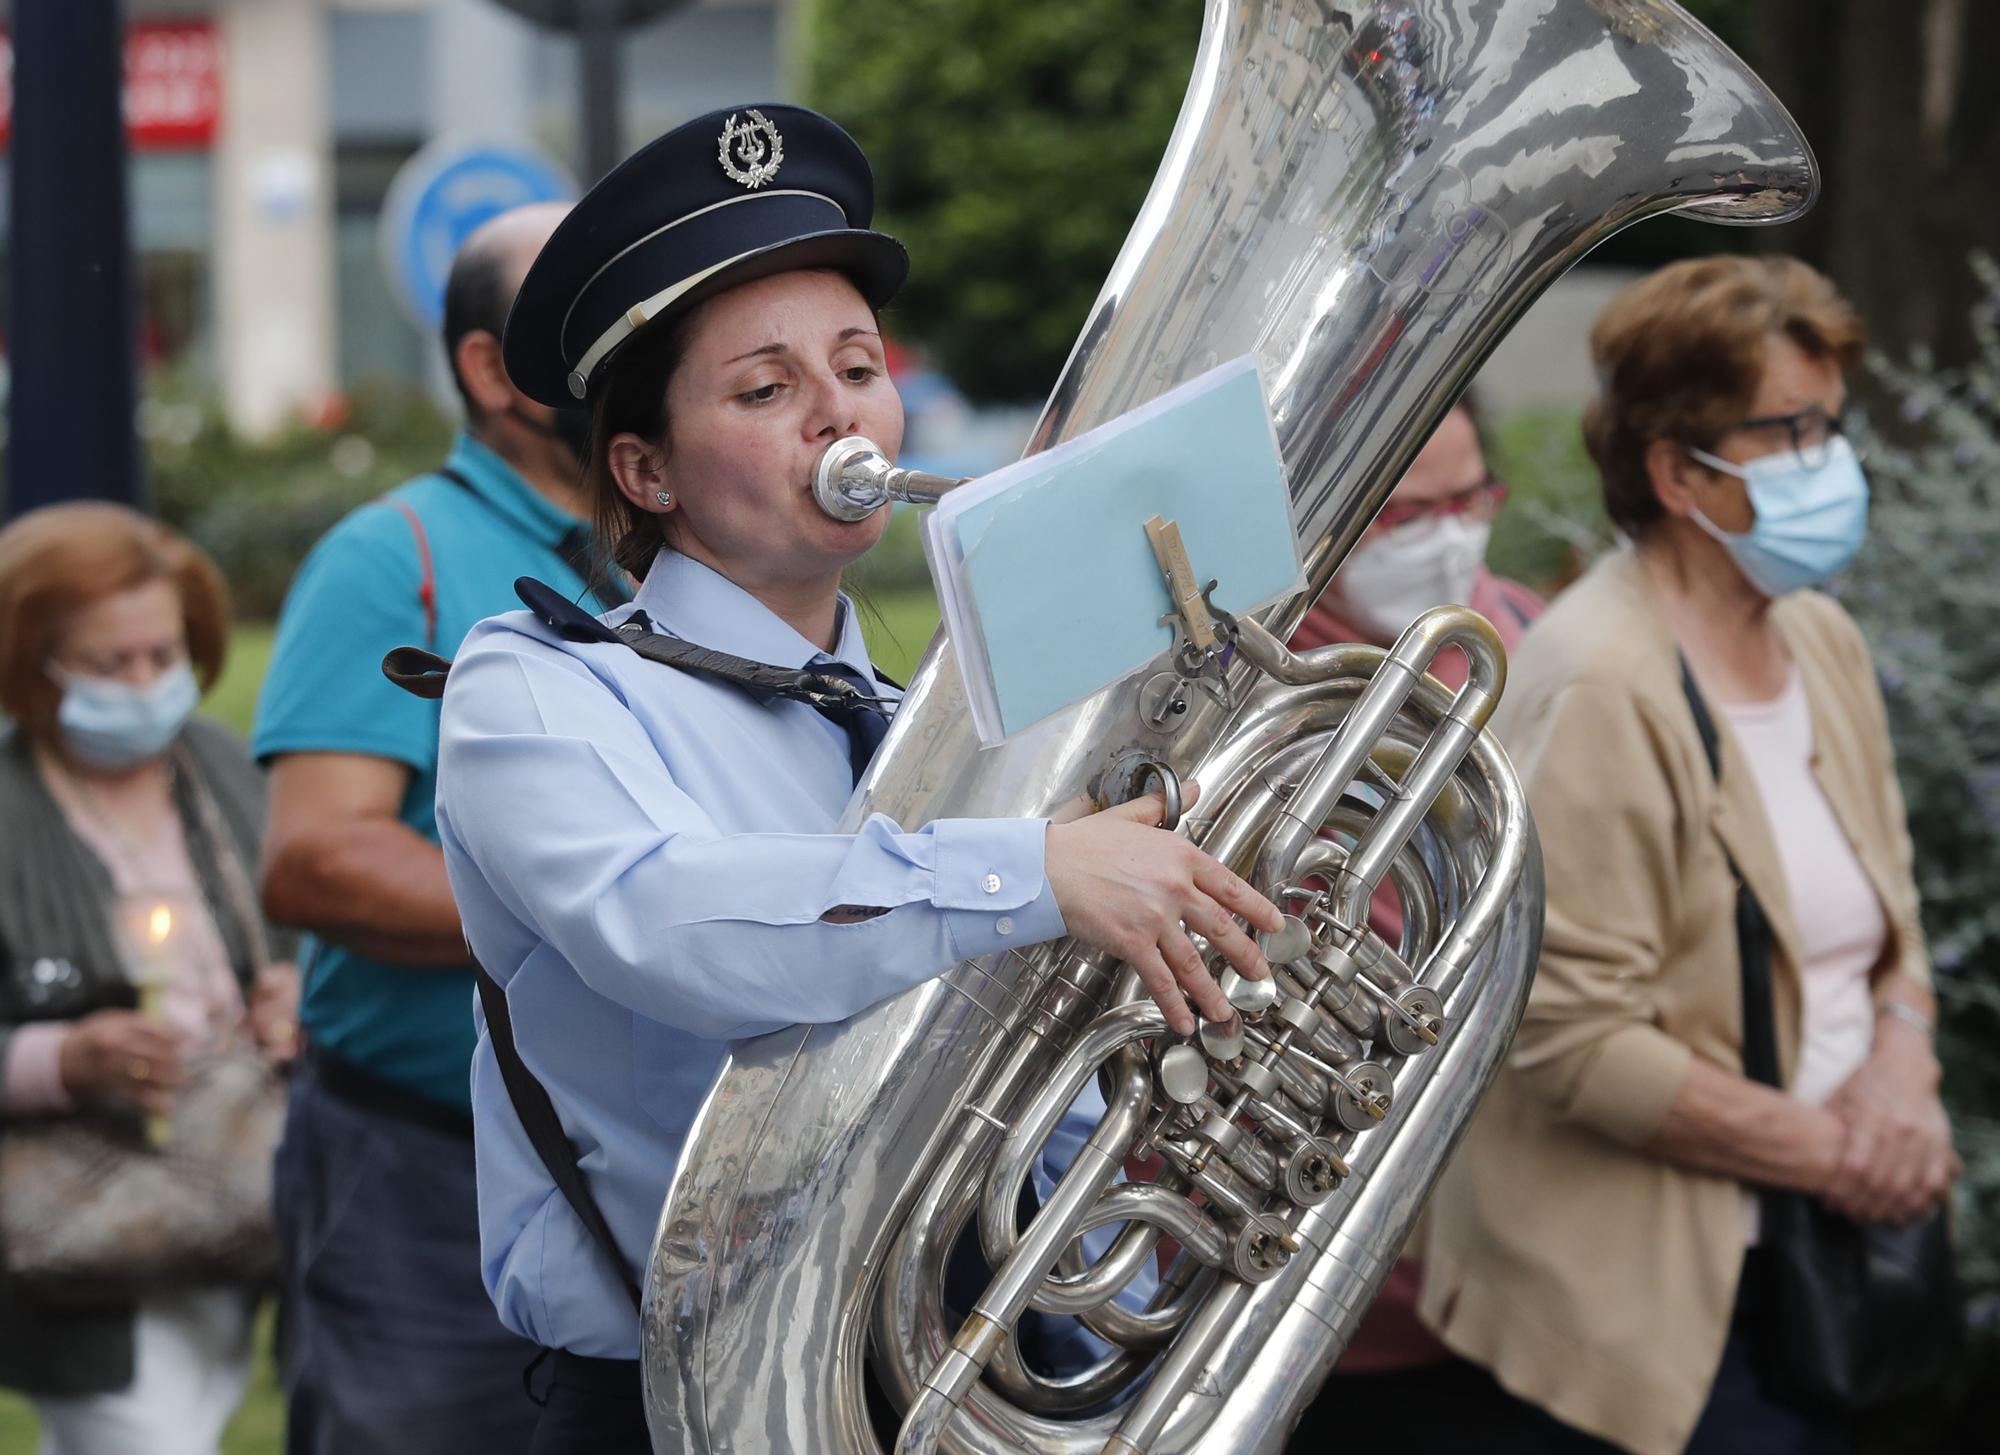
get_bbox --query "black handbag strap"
[473,965,643,1311]
[1678,658,1784,1092]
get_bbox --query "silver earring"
[655,490,672,508]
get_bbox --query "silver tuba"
[644,3,1816,1451]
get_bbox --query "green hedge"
[147,383,453,619]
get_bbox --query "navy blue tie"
[813,665,893,785]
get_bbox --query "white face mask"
[1335,514,1491,642]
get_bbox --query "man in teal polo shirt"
[254,204,625,1455]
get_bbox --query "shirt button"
[982,873,1003,895]
[996,916,1015,937]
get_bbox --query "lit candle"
[135,902,173,1021]
[123,898,177,1149]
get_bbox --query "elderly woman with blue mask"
[0,503,298,1455]
[1396,257,1957,1455]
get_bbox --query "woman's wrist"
[1877,999,1935,1041]
[1797,1104,1849,1196]
[9,1021,81,1113]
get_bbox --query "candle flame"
[147,904,173,945]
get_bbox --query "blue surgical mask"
[51,662,200,770]
[1687,435,1870,597]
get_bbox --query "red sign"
[0,19,224,151]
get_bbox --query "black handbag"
[1679,659,1959,1413]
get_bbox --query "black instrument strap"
[382,645,452,699]
[474,965,642,1311]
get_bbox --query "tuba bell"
[644,2,1817,1451]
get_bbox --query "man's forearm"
[1648,1053,1841,1194]
[263,820,470,965]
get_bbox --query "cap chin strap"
[567,253,741,399]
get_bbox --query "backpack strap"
[383,498,438,650]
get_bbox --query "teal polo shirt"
[254,433,622,1110]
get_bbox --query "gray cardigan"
[0,716,294,1396]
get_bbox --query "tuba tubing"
[644,3,1816,1450]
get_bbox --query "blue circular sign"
[379,137,576,329]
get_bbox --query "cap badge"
[718,110,784,190]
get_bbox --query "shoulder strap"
[1677,657,1783,1090]
[381,577,893,719]
[383,499,438,650]
[474,965,642,1311]
[513,577,892,715]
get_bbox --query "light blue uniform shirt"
[254,432,615,1110]
[435,549,1067,1357]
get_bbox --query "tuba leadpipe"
[645,3,1817,1451]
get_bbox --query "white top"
[1720,669,1885,1242]
[1719,668,1884,1108]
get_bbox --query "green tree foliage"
[803,0,1203,403]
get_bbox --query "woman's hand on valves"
[58,1009,187,1117]
[1045,779,1284,1037]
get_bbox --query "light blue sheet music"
[926,357,1300,742]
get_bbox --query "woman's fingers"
[1836,1113,1882,1202]
[1160,928,1235,1027]
[1189,853,1284,936]
[1098,778,1204,828]
[1178,893,1270,984]
[1128,943,1197,1037]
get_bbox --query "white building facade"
[1,0,788,437]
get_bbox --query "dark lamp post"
[486,0,694,183]
[5,0,140,519]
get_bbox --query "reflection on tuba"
[645,2,1816,1451]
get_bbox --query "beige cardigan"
[1417,547,1930,1455]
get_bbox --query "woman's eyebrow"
[723,327,879,367]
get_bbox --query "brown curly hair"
[1583,256,1865,538]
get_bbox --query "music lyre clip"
[1144,514,1217,654]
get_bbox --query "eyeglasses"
[1372,476,1508,532]
[1723,406,1848,469]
